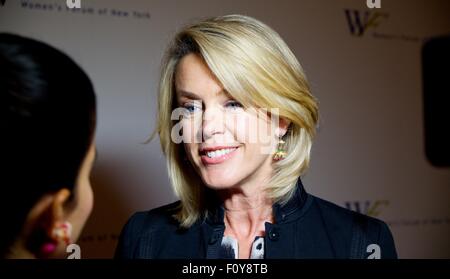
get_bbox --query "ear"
[276,117,291,138]
[21,188,70,238]
[14,188,72,258]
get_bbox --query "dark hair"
[0,33,96,257]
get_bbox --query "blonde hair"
[156,14,319,227]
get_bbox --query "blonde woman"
[116,15,397,259]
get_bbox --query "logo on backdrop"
[344,6,422,42]
[344,9,389,36]
[344,200,389,217]
[0,0,6,7]
[366,0,381,9]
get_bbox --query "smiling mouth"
[199,146,239,165]
[203,147,237,158]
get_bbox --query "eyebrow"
[177,89,228,100]
[177,90,201,100]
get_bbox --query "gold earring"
[52,221,72,246]
[273,138,287,161]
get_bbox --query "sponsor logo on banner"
[344,6,423,42]
[344,200,389,217]
[344,9,389,37]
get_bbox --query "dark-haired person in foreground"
[0,33,96,258]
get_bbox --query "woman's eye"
[183,103,202,114]
[225,100,243,110]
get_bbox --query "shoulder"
[129,200,181,232]
[311,196,397,259]
[312,195,382,225]
[312,196,391,235]
[114,201,181,258]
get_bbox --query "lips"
[200,146,240,165]
[199,145,239,153]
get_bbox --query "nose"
[202,106,225,140]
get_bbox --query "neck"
[219,157,273,210]
[221,188,272,212]
[219,181,274,239]
[216,157,276,238]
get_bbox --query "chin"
[201,174,238,190]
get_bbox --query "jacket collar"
[273,178,309,224]
[204,178,309,226]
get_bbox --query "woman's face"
[175,54,280,191]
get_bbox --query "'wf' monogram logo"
[344,9,388,36]
[344,200,389,217]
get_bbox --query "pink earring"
[40,221,72,256]
[40,242,57,255]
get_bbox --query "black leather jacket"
[115,179,397,259]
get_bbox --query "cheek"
[181,118,201,144]
[76,180,94,223]
[233,113,274,150]
[81,183,94,215]
[69,180,93,243]
[184,142,197,161]
[181,120,200,159]
[228,113,253,143]
[257,117,276,154]
[247,115,276,156]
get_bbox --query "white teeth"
[206,148,236,158]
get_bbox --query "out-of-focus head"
[157,15,318,227]
[0,33,96,258]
